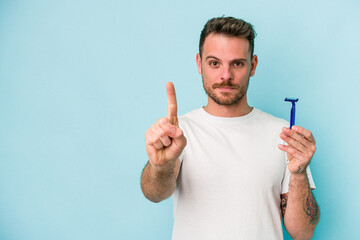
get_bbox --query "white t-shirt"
[172,108,315,240]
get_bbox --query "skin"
[279,126,320,239]
[196,34,258,117]
[140,33,319,238]
[141,82,185,203]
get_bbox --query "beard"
[202,77,250,106]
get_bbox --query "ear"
[196,53,202,74]
[250,55,258,77]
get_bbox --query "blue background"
[0,0,359,239]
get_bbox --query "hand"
[278,126,316,174]
[145,82,187,169]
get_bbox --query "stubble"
[202,77,250,106]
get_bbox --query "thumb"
[167,125,183,139]
[167,126,187,150]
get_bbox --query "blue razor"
[285,98,299,129]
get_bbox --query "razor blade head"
[285,98,299,103]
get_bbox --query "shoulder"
[252,108,289,136]
[177,108,207,136]
[178,108,203,125]
[253,108,288,128]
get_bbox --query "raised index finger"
[166,82,178,125]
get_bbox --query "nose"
[221,65,233,81]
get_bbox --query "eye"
[209,61,219,67]
[233,61,244,67]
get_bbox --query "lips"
[213,82,239,88]
[216,87,236,92]
[213,83,239,91]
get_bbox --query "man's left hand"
[278,126,316,174]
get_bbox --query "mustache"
[212,83,240,89]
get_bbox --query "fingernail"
[283,127,290,133]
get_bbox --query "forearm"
[284,173,320,240]
[140,160,177,203]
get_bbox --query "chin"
[213,95,243,106]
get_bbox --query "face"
[196,34,258,106]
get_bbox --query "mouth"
[216,87,237,92]
[213,84,239,93]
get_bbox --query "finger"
[278,144,307,161]
[168,125,184,139]
[281,127,309,148]
[280,132,306,154]
[157,117,170,126]
[152,140,163,150]
[166,82,178,125]
[166,127,187,155]
[282,127,314,149]
[157,117,182,140]
[292,126,316,143]
[151,124,172,147]
[146,129,164,150]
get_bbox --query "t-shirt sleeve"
[178,116,186,163]
[179,149,186,163]
[281,153,316,194]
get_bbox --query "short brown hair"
[199,16,257,58]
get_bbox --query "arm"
[141,158,181,203]
[279,126,320,240]
[140,82,186,203]
[281,181,320,239]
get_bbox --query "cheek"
[202,67,219,81]
[203,73,217,87]
[235,68,251,78]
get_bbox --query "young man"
[141,17,320,240]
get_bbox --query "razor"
[284,98,299,129]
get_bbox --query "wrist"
[290,171,308,181]
[149,159,175,178]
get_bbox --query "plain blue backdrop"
[0,0,359,239]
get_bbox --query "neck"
[203,95,253,117]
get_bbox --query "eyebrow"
[205,55,220,61]
[205,55,249,62]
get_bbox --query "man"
[141,17,320,240]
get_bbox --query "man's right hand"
[145,82,187,170]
